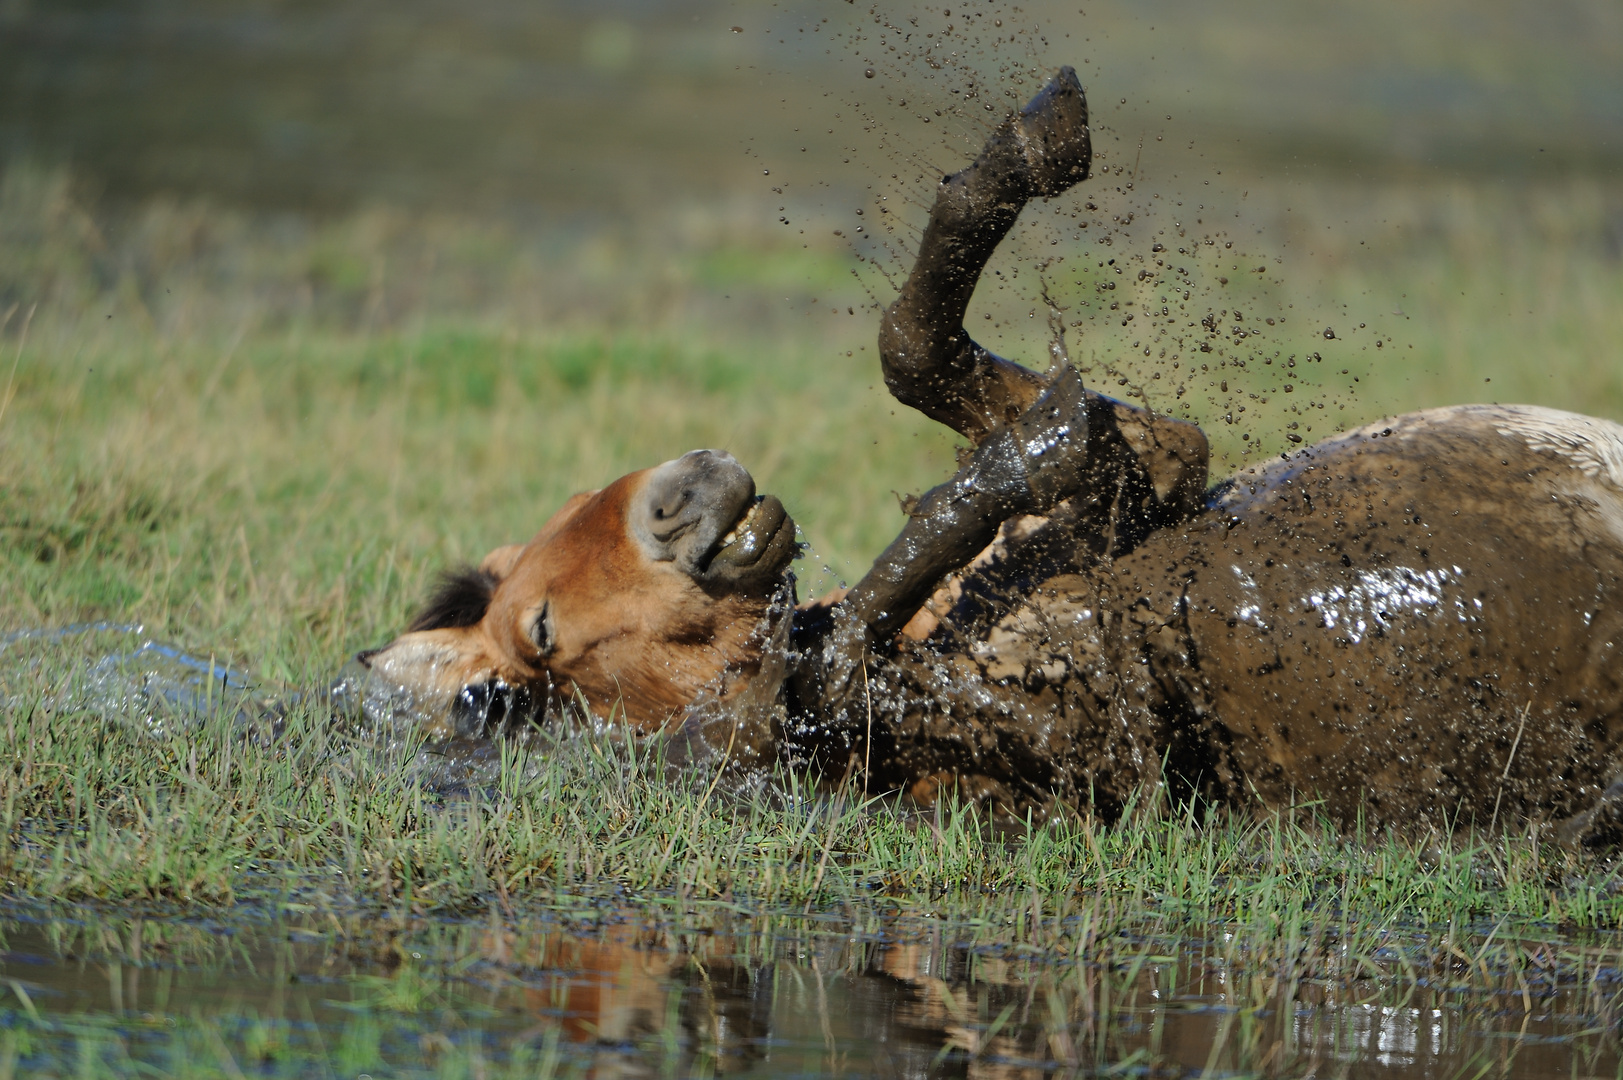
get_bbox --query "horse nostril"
[686,448,737,469]
[652,489,695,529]
[355,648,380,669]
[455,680,512,737]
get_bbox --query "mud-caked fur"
[784,69,1623,838]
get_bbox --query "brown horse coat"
[363,449,797,737]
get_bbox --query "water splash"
[0,623,276,739]
[0,600,800,799]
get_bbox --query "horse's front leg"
[878,66,1204,516]
[788,365,1092,741]
[786,69,1208,769]
[828,67,1209,648]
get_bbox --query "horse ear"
[478,544,526,580]
[407,566,500,632]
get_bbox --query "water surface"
[1,900,1619,1078]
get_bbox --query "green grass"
[4,637,1623,1073]
[1,159,1622,1073]
[3,631,1614,926]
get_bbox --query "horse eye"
[530,602,555,657]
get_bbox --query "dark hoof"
[1013,66,1091,197]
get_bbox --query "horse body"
[1161,405,1623,826]
[364,68,1623,835]
[892,405,1623,828]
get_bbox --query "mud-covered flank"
[1133,404,1623,830]
[862,405,1623,832]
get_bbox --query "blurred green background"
[0,0,1619,673]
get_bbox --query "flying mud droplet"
[1323,327,1336,339]
[865,68,875,78]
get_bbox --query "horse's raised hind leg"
[879,66,1092,445]
[786,68,1211,762]
[843,69,1208,642]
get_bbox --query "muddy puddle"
[0,900,1617,1078]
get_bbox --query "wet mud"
[806,405,1623,836]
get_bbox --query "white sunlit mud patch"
[1302,565,1475,644]
[1231,565,1268,629]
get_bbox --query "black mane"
[407,566,499,632]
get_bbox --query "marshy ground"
[1,0,1622,1074]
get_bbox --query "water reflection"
[0,903,1618,1077]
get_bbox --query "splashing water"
[0,623,278,739]
[0,607,800,800]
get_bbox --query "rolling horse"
[360,69,1623,838]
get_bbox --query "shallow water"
[0,622,791,802]
[0,900,1618,1078]
[0,623,556,790]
